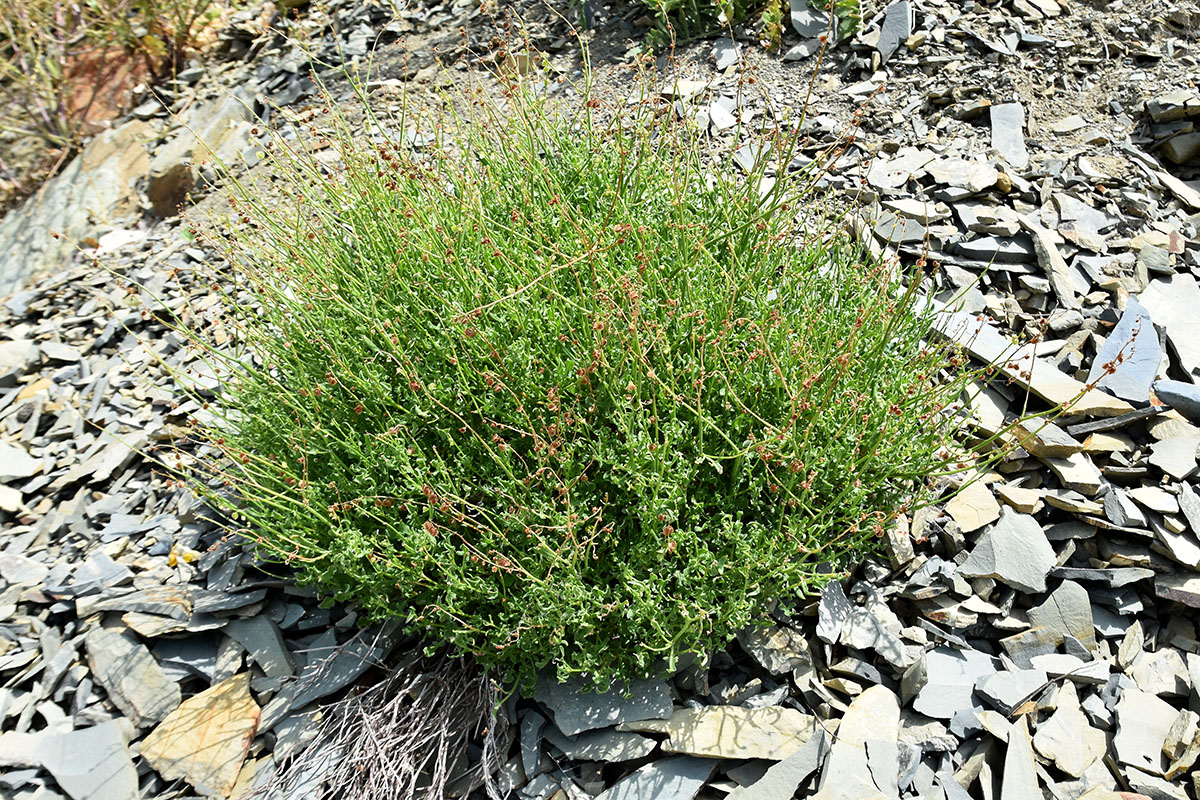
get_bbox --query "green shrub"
[643,0,762,46]
[189,72,975,689]
[641,0,860,49]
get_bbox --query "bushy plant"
[187,71,975,689]
[643,0,762,46]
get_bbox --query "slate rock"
[1149,436,1199,480]
[1087,297,1163,403]
[816,581,853,644]
[141,672,261,797]
[0,340,39,387]
[876,0,913,63]
[711,38,740,71]
[991,103,1029,170]
[738,624,813,676]
[1140,274,1200,380]
[1155,570,1200,609]
[0,441,39,481]
[905,647,998,720]
[927,158,998,193]
[1154,380,1200,425]
[789,0,831,38]
[953,234,1036,264]
[1032,682,1105,777]
[224,616,294,678]
[1113,688,1177,774]
[0,554,49,586]
[0,121,151,295]
[536,675,673,737]
[1000,716,1040,800]
[85,628,180,729]
[959,508,1056,593]
[1027,580,1096,650]
[976,668,1047,715]
[621,705,816,760]
[726,730,828,800]
[593,755,716,800]
[39,720,138,800]
[945,480,1000,533]
[543,725,656,762]
[812,685,900,800]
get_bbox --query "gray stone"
[224,616,294,678]
[0,441,39,481]
[260,624,400,731]
[817,581,853,644]
[536,675,673,737]
[926,158,998,193]
[520,710,545,777]
[876,0,912,63]
[1154,380,1200,425]
[1147,91,1200,122]
[39,720,137,800]
[953,234,1036,264]
[976,669,1047,714]
[1106,488,1148,529]
[873,213,926,244]
[812,685,899,800]
[1000,716,1039,800]
[782,39,823,61]
[0,339,38,386]
[1113,688,1177,773]
[543,724,655,762]
[1011,418,1083,458]
[1162,133,1200,165]
[1026,223,1079,309]
[85,628,180,729]
[1140,274,1200,380]
[1054,193,1121,233]
[1031,682,1105,777]
[0,121,151,296]
[867,148,939,190]
[1155,572,1200,608]
[727,730,828,800]
[0,554,48,586]
[1087,297,1163,403]
[1180,483,1200,532]
[991,103,1029,170]
[959,508,1056,593]
[1126,769,1190,800]
[905,647,997,720]
[593,755,716,800]
[711,38,740,70]
[1027,580,1096,650]
[790,0,831,38]
[1129,649,1191,697]
[1149,436,1199,480]
[738,624,812,675]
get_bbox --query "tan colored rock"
[945,480,1001,533]
[995,482,1043,514]
[141,673,260,798]
[621,705,816,760]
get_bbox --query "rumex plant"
[187,70,978,690]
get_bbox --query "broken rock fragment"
[959,508,1056,593]
[141,672,261,798]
